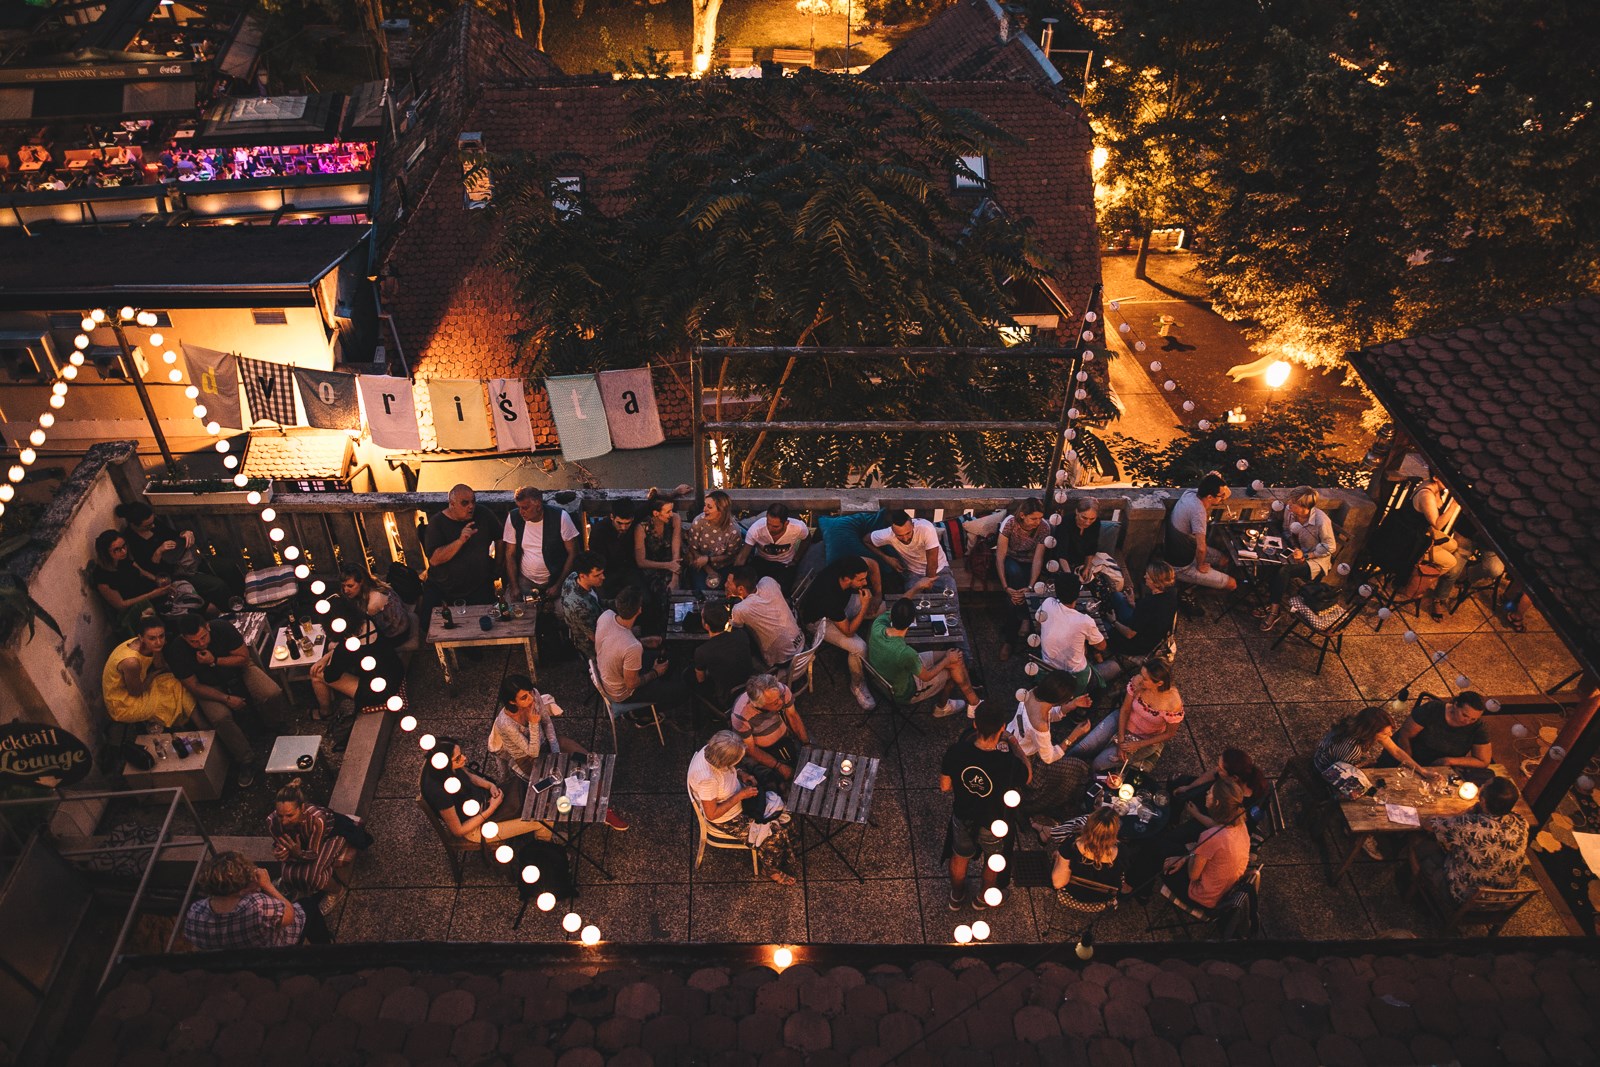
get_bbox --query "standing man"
[865,509,954,595]
[1166,472,1237,592]
[421,484,500,634]
[797,554,877,710]
[503,487,580,601]
[738,504,811,593]
[941,701,1029,911]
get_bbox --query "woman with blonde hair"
[687,730,800,885]
[1257,486,1336,631]
[685,490,743,592]
[1051,807,1130,912]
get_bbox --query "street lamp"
[1265,360,1291,389]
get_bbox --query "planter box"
[145,484,273,507]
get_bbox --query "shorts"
[912,650,951,701]
[950,814,1004,860]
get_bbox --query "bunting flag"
[357,374,422,450]
[292,367,361,430]
[181,344,243,429]
[597,367,665,449]
[544,374,612,461]
[239,357,299,426]
[489,377,534,452]
[427,378,493,451]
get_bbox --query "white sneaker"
[934,699,966,718]
[852,683,877,711]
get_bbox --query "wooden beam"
[693,346,1079,360]
[701,421,1056,433]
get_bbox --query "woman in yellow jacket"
[102,616,195,728]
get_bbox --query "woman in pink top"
[1162,777,1250,909]
[1089,658,1184,772]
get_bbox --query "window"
[551,175,583,218]
[954,154,988,190]
[252,309,289,325]
[0,331,56,381]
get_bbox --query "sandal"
[769,872,797,887]
[1504,611,1527,633]
[1429,603,1445,623]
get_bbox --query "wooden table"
[427,606,538,684]
[518,752,617,880]
[1331,766,1534,883]
[665,593,722,642]
[122,730,228,802]
[265,623,327,705]
[784,745,880,883]
[883,593,968,650]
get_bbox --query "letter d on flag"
[544,374,612,461]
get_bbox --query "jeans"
[1002,557,1034,645]
[1434,551,1505,606]
[751,557,799,594]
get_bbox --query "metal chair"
[1270,588,1373,674]
[860,657,930,756]
[587,659,665,750]
[416,794,488,886]
[1406,841,1540,935]
[689,785,760,875]
[777,622,828,699]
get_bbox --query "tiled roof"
[863,0,1060,88]
[1350,296,1600,679]
[242,429,352,480]
[68,947,1600,1066]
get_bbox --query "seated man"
[738,504,811,592]
[588,502,641,598]
[798,554,877,711]
[557,551,607,660]
[101,616,195,730]
[867,598,981,718]
[726,565,805,668]
[595,586,688,713]
[1413,777,1529,907]
[1037,573,1107,694]
[167,613,288,788]
[1395,692,1492,774]
[502,487,580,601]
[183,851,307,950]
[1166,472,1238,593]
[730,673,811,784]
[1104,559,1178,660]
[694,600,757,707]
[865,509,955,596]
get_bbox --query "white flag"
[490,378,533,452]
[357,375,422,450]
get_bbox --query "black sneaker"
[948,887,968,911]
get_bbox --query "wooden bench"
[660,49,687,74]
[718,46,754,66]
[773,48,815,68]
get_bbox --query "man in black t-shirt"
[693,600,757,708]
[588,503,643,597]
[939,701,1029,911]
[1397,692,1493,772]
[1106,559,1179,659]
[420,483,501,635]
[167,614,287,787]
[797,554,877,711]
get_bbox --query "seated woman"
[1168,748,1269,842]
[1070,659,1185,773]
[1257,487,1337,631]
[687,730,800,886]
[339,563,418,656]
[183,851,308,950]
[1156,777,1251,911]
[730,673,811,786]
[114,501,229,610]
[1051,807,1130,914]
[1103,559,1179,662]
[91,529,177,629]
[1007,670,1093,818]
[684,490,744,593]
[634,487,684,598]
[101,616,195,729]
[1057,498,1125,591]
[310,603,406,723]
[421,736,551,845]
[995,497,1047,661]
[267,777,369,914]
[1315,706,1442,781]
[489,674,629,829]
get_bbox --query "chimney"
[1040,16,1056,55]
[1002,4,1029,43]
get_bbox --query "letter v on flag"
[544,374,611,460]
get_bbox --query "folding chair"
[690,786,760,875]
[1270,588,1373,674]
[587,659,665,750]
[1406,842,1540,936]
[860,657,930,756]
[776,623,828,699]
[1147,856,1263,940]
[417,794,489,886]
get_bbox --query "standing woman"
[266,778,369,913]
[634,488,684,594]
[685,490,744,592]
[488,673,629,830]
[995,497,1047,661]
[1006,671,1093,817]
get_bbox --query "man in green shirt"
[866,599,982,718]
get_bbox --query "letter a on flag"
[597,368,665,449]
[544,374,612,461]
[490,378,533,452]
[356,374,422,450]
[181,344,244,429]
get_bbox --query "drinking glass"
[453,598,466,618]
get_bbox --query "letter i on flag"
[356,374,422,450]
[490,378,533,452]
[427,378,493,450]
[544,374,612,460]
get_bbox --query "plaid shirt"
[184,891,304,950]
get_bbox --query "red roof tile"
[864,0,1061,88]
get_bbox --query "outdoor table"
[122,730,227,802]
[1215,520,1288,617]
[883,592,968,650]
[427,604,538,684]
[265,622,327,705]
[1330,765,1534,884]
[265,734,322,776]
[664,592,724,642]
[519,751,617,881]
[784,745,880,883]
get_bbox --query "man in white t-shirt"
[1038,573,1106,692]
[738,503,811,592]
[502,487,580,600]
[726,566,805,667]
[865,510,955,595]
[594,586,686,712]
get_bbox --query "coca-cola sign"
[0,722,92,787]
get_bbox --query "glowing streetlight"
[1265,360,1291,389]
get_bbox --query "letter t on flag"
[544,374,612,461]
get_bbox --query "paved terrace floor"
[327,587,1583,947]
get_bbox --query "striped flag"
[544,374,612,461]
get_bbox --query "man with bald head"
[421,483,501,636]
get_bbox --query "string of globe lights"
[948,786,1022,944]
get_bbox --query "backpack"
[386,562,424,605]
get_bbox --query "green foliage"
[861,0,947,29]
[1112,398,1363,490]
[496,70,1105,487]
[1076,0,1600,367]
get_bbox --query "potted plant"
[143,476,273,506]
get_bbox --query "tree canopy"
[496,70,1110,487]
[1064,0,1600,367]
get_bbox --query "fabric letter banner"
[181,343,244,429]
[427,378,493,451]
[597,367,665,449]
[490,377,533,452]
[357,374,422,450]
[544,374,612,461]
[239,357,299,426]
[292,367,361,430]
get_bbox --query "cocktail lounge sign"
[0,722,91,787]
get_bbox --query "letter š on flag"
[544,374,612,461]
[427,379,493,451]
[356,375,422,450]
[597,367,665,449]
[490,378,534,452]
[181,343,244,429]
[292,368,361,430]
[240,357,299,426]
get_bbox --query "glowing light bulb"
[370,676,387,693]
[462,798,481,817]
[1024,662,1039,676]
[119,306,135,321]
[495,845,514,864]
[19,449,35,465]
[953,924,973,944]
[193,405,208,420]
[400,714,417,731]
[562,913,582,933]
[215,439,230,453]
[136,311,155,326]
[1003,790,1021,808]
[0,486,12,502]
[163,350,177,364]
[80,317,95,332]
[345,637,360,652]
[971,920,991,941]
[443,776,461,794]
[523,865,541,884]
[481,821,498,840]
[360,655,377,671]
[771,947,794,970]
[185,385,199,399]
[1265,360,1291,389]
[8,466,24,482]
[314,598,330,614]
[148,332,163,347]
[537,892,556,911]
[260,507,276,522]
[390,697,407,713]
[62,365,80,381]
[581,925,601,946]
[37,413,52,428]
[331,617,347,633]
[73,334,90,350]
[983,887,1003,907]
[205,421,220,435]
[90,308,106,323]
[419,733,436,750]
[1457,781,1478,801]
[986,854,1006,873]
[283,546,300,560]
[430,751,449,769]
[990,819,1008,838]
[52,382,68,396]
[223,455,238,469]
[310,579,326,595]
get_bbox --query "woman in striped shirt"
[1313,706,1440,780]
[268,778,363,902]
